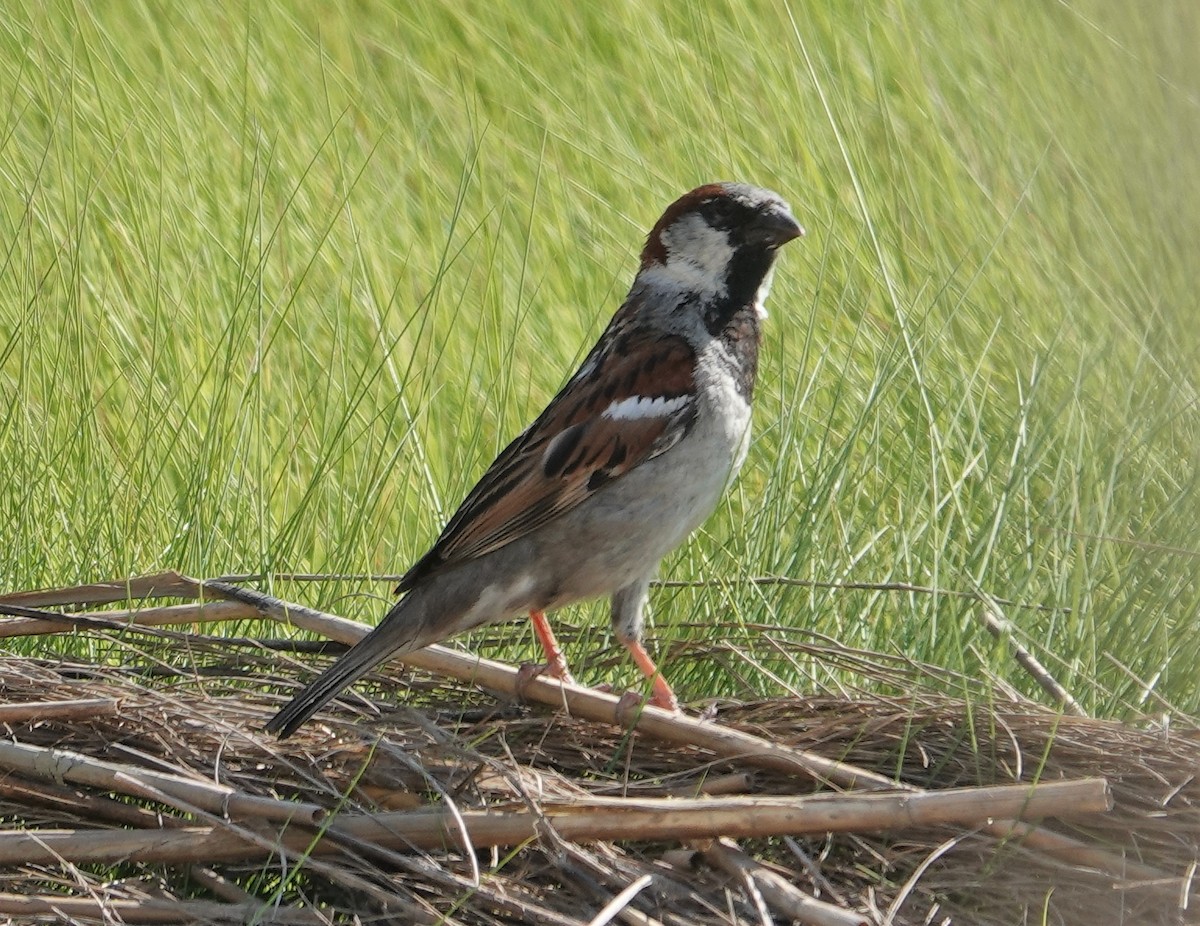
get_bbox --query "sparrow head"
[636,183,803,327]
[639,182,802,274]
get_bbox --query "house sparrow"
[266,182,803,738]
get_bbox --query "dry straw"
[0,572,1195,925]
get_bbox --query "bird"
[266,182,803,738]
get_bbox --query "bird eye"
[705,198,737,224]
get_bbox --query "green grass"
[2,0,1197,718]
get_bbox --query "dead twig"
[698,839,868,926]
[197,580,1176,885]
[0,600,258,639]
[0,698,119,723]
[0,774,187,830]
[0,779,1111,867]
[0,572,201,609]
[978,606,1087,717]
[0,739,325,827]
[584,874,655,926]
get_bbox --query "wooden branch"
[191,579,1177,883]
[184,865,259,905]
[0,891,324,924]
[200,579,898,792]
[0,739,325,827]
[0,779,1111,867]
[699,839,867,926]
[327,833,588,926]
[0,698,119,723]
[109,769,413,914]
[418,647,901,791]
[335,780,1113,848]
[0,774,187,831]
[979,817,1166,877]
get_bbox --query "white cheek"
[642,214,732,296]
[663,215,734,276]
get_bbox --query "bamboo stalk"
[0,779,1111,867]
[0,774,187,830]
[0,739,325,827]
[0,698,119,723]
[200,579,899,792]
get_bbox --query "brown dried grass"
[0,578,1195,925]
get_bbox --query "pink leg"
[529,610,575,684]
[622,639,680,712]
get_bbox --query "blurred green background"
[2,1,1197,716]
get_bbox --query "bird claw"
[613,683,681,727]
[647,677,681,713]
[614,689,647,727]
[514,661,576,702]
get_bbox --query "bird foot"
[620,639,680,714]
[647,675,681,713]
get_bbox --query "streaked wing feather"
[397,324,696,590]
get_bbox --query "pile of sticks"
[0,573,1193,925]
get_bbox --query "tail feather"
[265,601,425,738]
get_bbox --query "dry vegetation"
[0,576,1195,925]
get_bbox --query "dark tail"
[265,597,429,738]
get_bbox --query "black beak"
[750,207,805,248]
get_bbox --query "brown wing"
[396,325,697,592]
